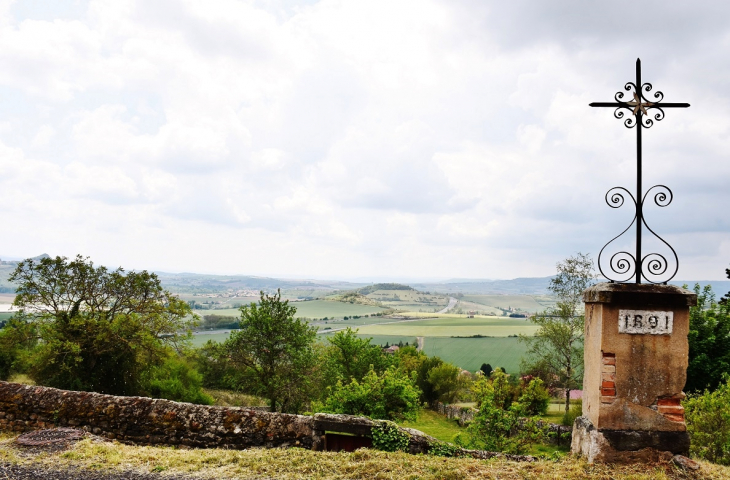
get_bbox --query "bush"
[320,367,421,421]
[518,378,550,416]
[371,420,410,452]
[561,399,582,427]
[144,357,214,405]
[684,375,730,465]
[461,370,547,454]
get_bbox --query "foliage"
[201,315,239,330]
[427,363,470,404]
[5,255,194,396]
[371,420,410,452]
[323,328,391,385]
[520,253,594,413]
[428,441,462,457]
[222,290,319,413]
[561,399,582,427]
[480,363,493,376]
[684,375,730,465]
[319,367,421,421]
[720,266,730,305]
[686,284,730,392]
[518,377,550,416]
[143,356,214,405]
[461,370,547,454]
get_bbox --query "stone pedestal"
[571,282,697,463]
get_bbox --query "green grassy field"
[190,332,232,346]
[462,294,554,313]
[365,290,449,309]
[423,336,527,374]
[201,300,387,320]
[356,316,538,337]
[318,333,417,348]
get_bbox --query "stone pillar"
[571,282,697,463]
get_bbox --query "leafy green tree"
[684,374,730,465]
[520,252,595,413]
[395,346,445,406]
[222,290,318,413]
[686,284,730,392]
[143,356,214,405]
[323,327,390,384]
[517,377,550,416]
[459,370,546,454]
[427,362,468,404]
[480,363,493,377]
[320,366,421,421]
[5,255,195,396]
[720,266,730,305]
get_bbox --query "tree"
[686,284,730,392]
[480,363,493,377]
[721,265,730,305]
[459,370,546,454]
[323,328,390,385]
[222,290,318,413]
[320,367,421,421]
[684,374,730,465]
[520,252,595,413]
[5,255,195,396]
[427,362,469,404]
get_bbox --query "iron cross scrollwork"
[590,59,689,284]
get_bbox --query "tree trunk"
[565,388,571,414]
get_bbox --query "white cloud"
[0,0,727,280]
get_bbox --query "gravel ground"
[0,463,202,480]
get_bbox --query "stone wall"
[436,402,476,425]
[0,381,317,449]
[0,381,447,455]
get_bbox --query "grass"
[462,295,555,313]
[204,389,266,408]
[356,316,538,337]
[423,337,528,374]
[1,432,728,479]
[318,333,417,348]
[400,409,464,443]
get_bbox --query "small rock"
[672,454,700,471]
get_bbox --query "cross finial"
[589,59,689,284]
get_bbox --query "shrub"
[684,375,730,465]
[461,369,547,454]
[518,378,550,416]
[561,399,582,427]
[320,367,421,421]
[144,357,214,405]
[371,420,410,452]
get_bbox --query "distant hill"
[356,283,415,295]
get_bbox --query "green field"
[191,332,232,346]
[423,336,527,374]
[201,300,387,320]
[318,333,417,348]
[0,312,13,323]
[462,295,554,313]
[356,316,538,337]
[365,290,449,310]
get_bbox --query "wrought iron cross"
[589,58,689,284]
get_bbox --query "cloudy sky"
[0,0,728,281]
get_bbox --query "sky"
[0,0,728,281]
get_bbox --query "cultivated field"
[462,294,555,313]
[202,299,388,320]
[365,289,450,311]
[423,336,526,374]
[355,315,538,337]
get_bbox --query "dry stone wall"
[0,381,442,454]
[0,381,316,449]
